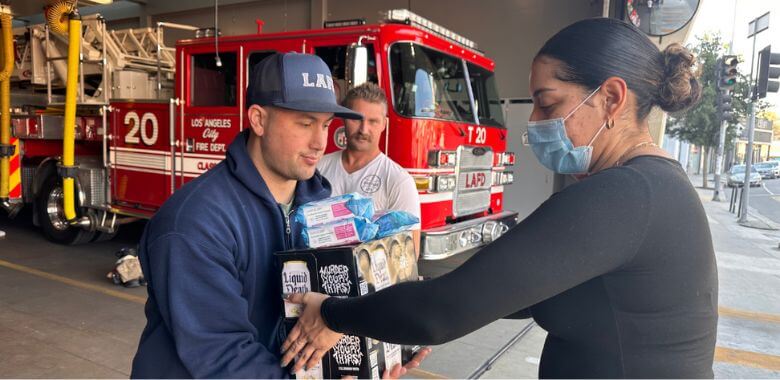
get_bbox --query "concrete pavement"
[2,172,780,378]
[419,174,780,378]
[686,173,780,378]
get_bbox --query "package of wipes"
[372,211,420,239]
[294,193,374,228]
[302,217,379,248]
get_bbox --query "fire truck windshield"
[389,43,503,127]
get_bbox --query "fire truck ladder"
[41,15,185,105]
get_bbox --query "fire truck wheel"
[35,174,97,245]
[91,230,119,243]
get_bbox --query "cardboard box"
[277,231,420,379]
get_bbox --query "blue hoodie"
[131,129,330,378]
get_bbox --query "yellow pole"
[0,10,14,200]
[62,12,80,221]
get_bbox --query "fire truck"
[1,5,517,259]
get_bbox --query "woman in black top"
[282,18,717,378]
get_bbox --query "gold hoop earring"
[607,119,615,129]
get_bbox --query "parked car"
[728,165,762,187]
[755,161,780,179]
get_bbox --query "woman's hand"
[280,292,433,377]
[280,292,343,373]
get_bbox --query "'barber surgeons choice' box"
[276,231,420,379]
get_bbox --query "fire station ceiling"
[3,0,115,18]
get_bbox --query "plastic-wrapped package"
[372,211,420,239]
[302,217,379,248]
[293,193,375,228]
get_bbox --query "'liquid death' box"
[277,231,420,379]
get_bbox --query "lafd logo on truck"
[465,172,487,189]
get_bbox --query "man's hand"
[280,292,343,373]
[341,347,432,379]
[385,347,432,378]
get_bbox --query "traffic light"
[756,45,780,99]
[718,92,733,122]
[716,56,738,123]
[718,55,739,91]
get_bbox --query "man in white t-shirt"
[317,82,421,255]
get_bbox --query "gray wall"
[152,0,311,47]
[503,100,561,219]
[326,0,603,99]
[142,0,603,99]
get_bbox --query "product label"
[333,335,364,369]
[383,343,402,372]
[369,248,392,290]
[334,223,357,240]
[302,201,353,226]
[307,221,359,248]
[331,202,351,217]
[319,264,352,296]
[294,359,323,379]
[281,261,310,318]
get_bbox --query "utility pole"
[738,11,770,224]
[715,0,739,201]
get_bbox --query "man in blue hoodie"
[130,53,362,378]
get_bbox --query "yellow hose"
[45,1,73,36]
[62,13,80,221]
[0,11,14,200]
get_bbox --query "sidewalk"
[688,174,780,378]
[417,174,780,378]
[415,253,545,378]
[689,173,780,230]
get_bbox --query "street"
[3,173,780,378]
[738,177,780,225]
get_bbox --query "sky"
[686,0,780,115]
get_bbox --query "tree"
[666,32,770,187]
[762,110,779,139]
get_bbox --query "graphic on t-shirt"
[360,175,382,194]
[334,126,347,150]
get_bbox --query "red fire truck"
[4,9,517,259]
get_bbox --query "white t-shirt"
[317,151,421,226]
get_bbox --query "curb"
[741,206,780,231]
[689,173,780,229]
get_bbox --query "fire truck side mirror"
[346,43,368,88]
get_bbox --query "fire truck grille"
[453,146,493,218]
[458,146,493,170]
[454,190,491,217]
[88,169,106,208]
[22,166,35,202]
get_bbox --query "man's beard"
[348,133,372,150]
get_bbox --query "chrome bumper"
[420,211,519,260]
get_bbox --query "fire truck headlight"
[414,176,433,192]
[492,171,514,186]
[428,150,456,167]
[435,175,456,192]
[504,152,516,166]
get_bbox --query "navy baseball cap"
[246,53,363,120]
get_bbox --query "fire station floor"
[0,173,779,378]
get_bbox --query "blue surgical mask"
[526,86,606,174]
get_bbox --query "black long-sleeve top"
[322,156,718,378]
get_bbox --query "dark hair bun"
[657,43,701,113]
